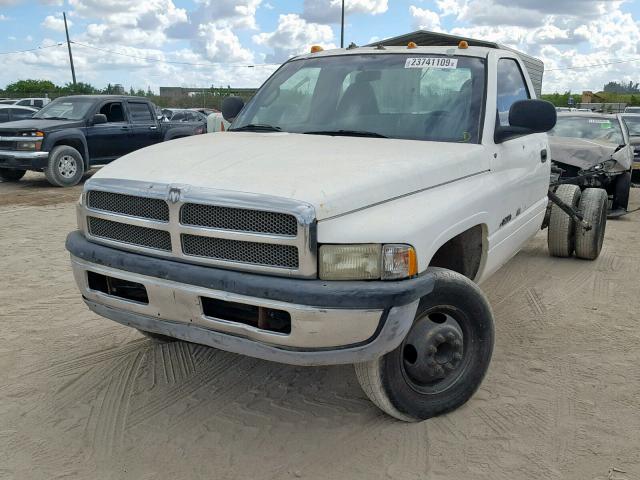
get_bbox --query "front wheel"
[44,145,85,187]
[355,268,495,422]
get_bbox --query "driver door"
[85,101,130,163]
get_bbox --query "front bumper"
[66,231,435,366]
[0,150,48,170]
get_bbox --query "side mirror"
[495,99,557,143]
[93,113,108,125]
[222,96,245,123]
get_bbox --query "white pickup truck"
[66,42,559,422]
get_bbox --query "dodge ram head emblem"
[167,187,181,204]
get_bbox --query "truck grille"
[181,203,297,236]
[182,234,299,268]
[87,217,172,251]
[87,191,169,222]
[82,182,316,277]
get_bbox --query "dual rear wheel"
[547,185,607,260]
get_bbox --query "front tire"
[0,168,26,182]
[612,171,631,211]
[355,268,495,422]
[44,145,85,187]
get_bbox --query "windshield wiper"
[37,116,69,120]
[230,124,282,132]
[303,129,388,138]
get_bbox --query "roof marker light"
[407,41,418,49]
[458,40,469,49]
[310,45,323,53]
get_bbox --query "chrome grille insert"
[88,217,171,251]
[181,203,297,236]
[182,234,299,269]
[87,191,169,222]
[80,179,317,278]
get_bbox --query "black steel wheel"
[355,268,495,422]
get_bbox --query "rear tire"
[612,171,631,210]
[575,188,607,260]
[44,145,85,187]
[355,268,494,422]
[138,329,178,343]
[548,184,581,257]
[0,168,26,182]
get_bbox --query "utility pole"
[63,12,77,86]
[340,0,345,48]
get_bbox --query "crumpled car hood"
[549,136,633,171]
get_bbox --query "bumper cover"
[66,231,435,365]
[0,150,48,170]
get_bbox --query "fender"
[42,129,90,168]
[163,126,197,141]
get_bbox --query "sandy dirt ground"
[1,172,639,480]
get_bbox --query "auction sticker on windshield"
[404,57,458,69]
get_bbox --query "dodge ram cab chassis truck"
[67,43,561,421]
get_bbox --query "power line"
[547,57,640,71]
[71,41,280,68]
[0,43,64,55]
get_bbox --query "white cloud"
[193,24,254,63]
[413,0,640,93]
[41,15,70,32]
[302,0,388,24]
[253,13,336,62]
[409,6,442,31]
[69,0,187,47]
[0,14,9,21]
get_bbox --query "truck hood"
[0,118,84,133]
[549,136,633,171]
[93,132,487,220]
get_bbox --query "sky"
[0,0,639,93]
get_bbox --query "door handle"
[120,126,130,130]
[540,149,548,163]
[149,126,157,130]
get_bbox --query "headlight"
[16,141,37,151]
[592,160,616,171]
[319,244,417,280]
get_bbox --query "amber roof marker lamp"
[407,42,418,49]
[458,40,469,49]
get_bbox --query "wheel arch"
[44,131,90,169]
[424,219,489,282]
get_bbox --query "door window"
[128,102,154,124]
[98,102,127,122]
[10,108,34,120]
[33,100,44,108]
[16,99,31,106]
[496,58,530,126]
[0,110,9,122]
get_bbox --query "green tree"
[5,79,57,94]
[61,82,98,94]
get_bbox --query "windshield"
[233,54,486,143]
[549,116,624,145]
[33,97,94,120]
[622,115,640,136]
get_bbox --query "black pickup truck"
[0,95,205,186]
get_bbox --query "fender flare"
[163,127,195,141]
[42,130,90,168]
[422,212,490,282]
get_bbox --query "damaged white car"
[548,112,634,216]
